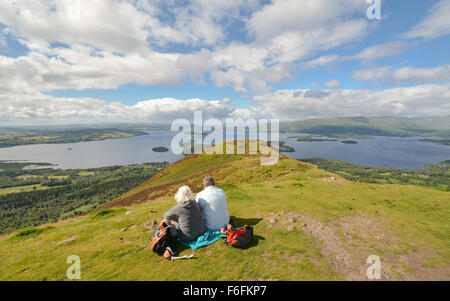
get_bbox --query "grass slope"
[0,149,449,281]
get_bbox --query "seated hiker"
[163,185,207,242]
[195,176,230,231]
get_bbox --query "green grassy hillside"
[0,145,449,281]
[280,116,450,138]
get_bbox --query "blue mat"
[181,230,226,251]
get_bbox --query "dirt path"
[265,211,449,280]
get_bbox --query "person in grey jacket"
[163,185,207,242]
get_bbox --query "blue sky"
[0,0,449,125]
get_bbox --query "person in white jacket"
[195,176,230,231]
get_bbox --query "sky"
[0,0,449,125]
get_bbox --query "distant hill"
[280,116,450,138]
[0,127,149,148]
[0,141,448,280]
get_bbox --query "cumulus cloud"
[246,0,365,42]
[0,93,234,125]
[393,65,450,83]
[353,64,450,84]
[0,0,262,52]
[405,0,450,39]
[324,80,342,89]
[0,0,152,53]
[208,0,369,92]
[0,0,447,126]
[301,55,340,70]
[344,41,408,61]
[0,0,371,95]
[3,83,449,125]
[251,84,450,120]
[0,48,200,93]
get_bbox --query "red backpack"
[220,224,253,247]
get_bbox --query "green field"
[0,144,448,281]
[0,184,51,195]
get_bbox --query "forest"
[0,161,168,234]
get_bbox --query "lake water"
[280,134,450,170]
[0,130,448,170]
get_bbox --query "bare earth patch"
[265,211,449,280]
[320,177,346,184]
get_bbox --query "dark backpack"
[220,224,253,247]
[151,222,178,259]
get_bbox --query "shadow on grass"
[177,243,191,253]
[229,216,263,227]
[239,234,265,250]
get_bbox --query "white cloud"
[0,0,371,95]
[246,0,365,42]
[141,0,262,48]
[0,0,262,52]
[352,66,394,82]
[353,64,450,84]
[405,0,450,39]
[324,80,342,89]
[344,41,407,61]
[0,0,447,126]
[0,93,233,125]
[0,47,199,93]
[0,0,152,54]
[210,0,369,92]
[251,84,450,120]
[393,65,450,83]
[302,55,340,70]
[3,83,449,125]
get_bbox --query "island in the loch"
[152,146,169,152]
[341,140,358,144]
[265,141,295,152]
[292,135,339,142]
